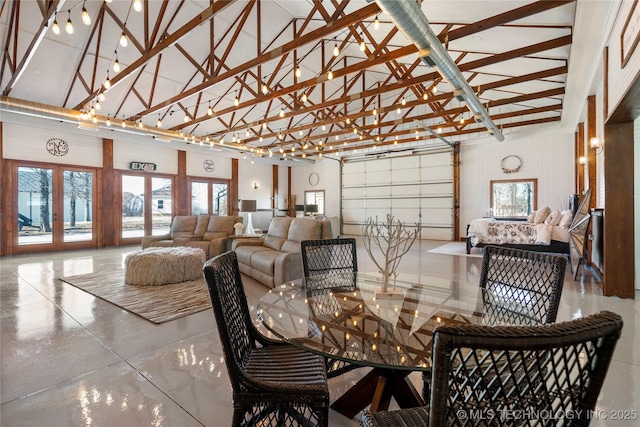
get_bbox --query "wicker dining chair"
[362,310,623,427]
[423,245,568,400]
[301,237,360,378]
[203,251,329,427]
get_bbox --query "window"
[157,200,164,210]
[304,190,325,215]
[490,179,537,218]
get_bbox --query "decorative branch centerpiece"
[363,215,421,298]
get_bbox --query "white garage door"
[342,150,454,240]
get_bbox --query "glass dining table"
[257,271,539,419]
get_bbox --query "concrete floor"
[1,239,638,426]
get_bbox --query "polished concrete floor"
[1,240,638,426]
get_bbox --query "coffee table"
[124,247,206,285]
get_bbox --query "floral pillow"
[559,209,574,228]
[544,210,561,226]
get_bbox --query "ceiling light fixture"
[52,13,60,34]
[119,31,128,47]
[65,11,74,34]
[113,54,120,73]
[81,2,91,25]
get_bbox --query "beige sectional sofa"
[232,216,332,288]
[141,215,242,258]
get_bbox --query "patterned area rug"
[427,242,483,258]
[59,271,211,324]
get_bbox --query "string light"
[234,91,239,107]
[133,0,143,12]
[359,33,366,51]
[207,102,213,116]
[262,84,268,94]
[374,14,380,30]
[333,42,340,57]
[113,53,120,73]
[301,93,307,103]
[81,2,91,25]
[279,105,285,118]
[65,11,74,34]
[52,13,60,34]
[401,97,406,106]
[119,31,128,48]
[157,116,162,127]
[295,65,301,78]
[327,70,333,80]
[183,113,189,123]
[103,73,111,89]
[106,115,111,126]
[121,115,126,128]
[98,92,106,102]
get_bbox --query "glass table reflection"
[257,272,539,418]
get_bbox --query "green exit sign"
[129,162,157,172]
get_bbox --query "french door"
[14,163,97,253]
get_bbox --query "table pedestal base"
[330,368,426,419]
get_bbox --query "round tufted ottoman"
[125,247,206,286]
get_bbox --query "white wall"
[237,159,272,210]
[460,129,575,240]
[290,158,341,217]
[186,149,232,179]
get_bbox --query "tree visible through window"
[490,179,537,218]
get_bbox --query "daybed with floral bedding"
[466,207,573,255]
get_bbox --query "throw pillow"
[527,211,537,223]
[534,206,551,224]
[559,209,574,228]
[544,210,561,226]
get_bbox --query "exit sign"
[129,162,157,172]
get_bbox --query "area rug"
[59,271,211,324]
[427,242,483,258]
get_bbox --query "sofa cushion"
[263,217,292,251]
[170,216,198,239]
[281,218,322,253]
[193,215,210,237]
[203,216,238,241]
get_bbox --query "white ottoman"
[125,247,206,286]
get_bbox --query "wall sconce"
[253,182,259,189]
[590,137,603,154]
[578,156,587,165]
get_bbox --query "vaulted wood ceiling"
[1,0,577,160]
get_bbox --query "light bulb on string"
[207,103,213,116]
[183,113,189,123]
[106,115,111,126]
[157,116,162,128]
[52,14,60,34]
[327,70,333,80]
[333,42,339,57]
[139,120,144,129]
[359,34,366,52]
[113,54,120,73]
[98,92,105,102]
[121,115,126,128]
[104,74,111,89]
[234,91,239,107]
[95,100,101,110]
[301,93,307,103]
[262,84,268,94]
[81,2,91,25]
[120,31,128,47]
[295,66,301,78]
[279,106,285,118]
[401,97,406,106]
[133,0,143,12]
[374,14,380,30]
[65,11,74,34]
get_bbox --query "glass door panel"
[212,183,228,215]
[63,170,94,242]
[17,166,53,245]
[122,175,145,238]
[191,182,209,215]
[151,177,172,235]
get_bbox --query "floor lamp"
[239,200,258,236]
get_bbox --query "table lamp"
[295,204,305,218]
[239,199,258,236]
[305,204,318,217]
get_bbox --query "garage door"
[342,150,454,240]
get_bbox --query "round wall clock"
[309,172,319,186]
[203,159,215,172]
[46,138,69,157]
